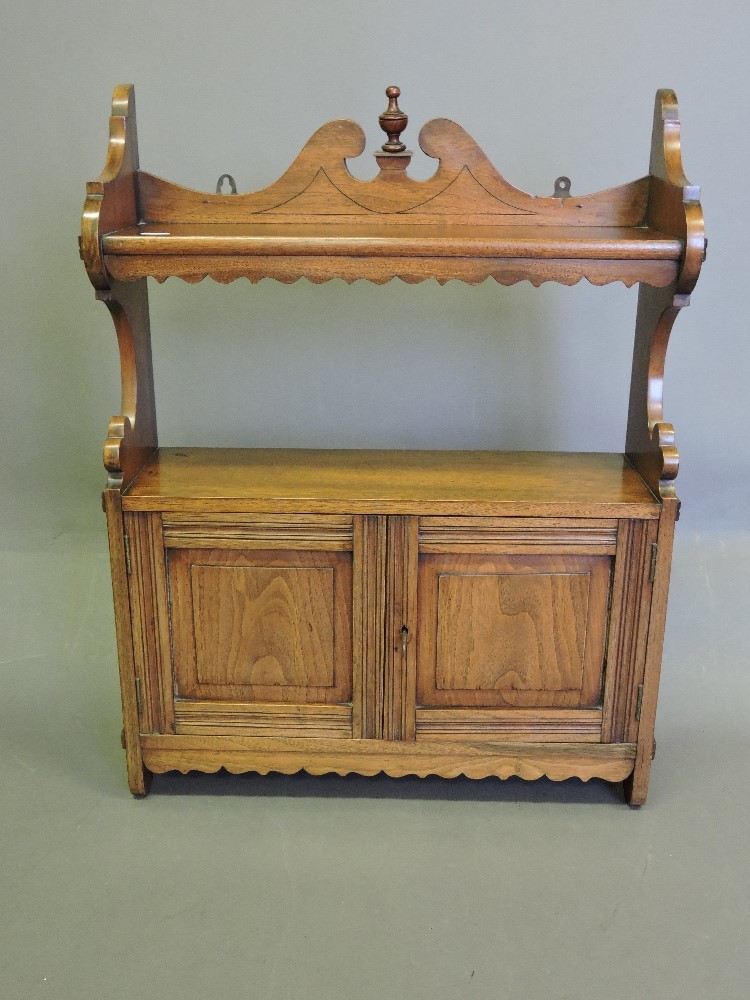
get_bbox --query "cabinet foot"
[128,765,152,798]
[623,767,648,807]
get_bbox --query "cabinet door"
[126,512,383,740]
[413,518,618,743]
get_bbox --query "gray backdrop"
[1,0,746,541]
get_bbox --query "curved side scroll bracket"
[626,283,684,497]
[82,84,140,290]
[82,87,156,487]
[97,279,157,489]
[647,89,705,294]
[627,91,705,497]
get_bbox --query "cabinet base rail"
[140,735,636,783]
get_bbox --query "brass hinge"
[649,542,658,583]
[134,677,143,718]
[123,533,132,575]
[635,683,645,722]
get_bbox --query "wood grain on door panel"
[169,548,352,704]
[418,554,610,709]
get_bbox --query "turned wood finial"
[379,86,408,153]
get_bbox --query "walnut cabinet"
[82,86,704,803]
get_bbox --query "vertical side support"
[626,90,704,498]
[82,85,157,488]
[625,281,683,495]
[103,489,151,796]
[83,87,159,791]
[624,497,678,806]
[601,518,658,744]
[98,277,158,489]
[622,91,704,803]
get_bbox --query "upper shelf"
[82,85,705,291]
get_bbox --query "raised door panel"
[418,553,610,710]
[170,550,350,703]
[155,513,385,740]
[414,518,617,742]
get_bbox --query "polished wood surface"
[383,516,418,741]
[123,511,173,736]
[140,734,637,783]
[169,547,353,704]
[81,84,139,290]
[173,700,352,739]
[103,490,150,796]
[97,278,157,490]
[123,448,660,517]
[414,707,602,743]
[84,86,693,289]
[418,516,618,553]
[625,90,706,497]
[132,115,651,227]
[103,223,681,259]
[624,497,678,805]
[600,518,658,745]
[161,512,353,549]
[104,253,677,288]
[83,88,157,489]
[82,85,704,801]
[417,553,609,709]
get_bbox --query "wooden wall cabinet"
[82,86,704,803]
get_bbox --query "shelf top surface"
[103,223,682,261]
[122,449,660,517]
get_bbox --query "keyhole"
[400,625,409,655]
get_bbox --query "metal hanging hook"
[215,173,237,194]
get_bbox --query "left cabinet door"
[124,512,381,740]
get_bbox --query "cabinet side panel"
[102,490,149,794]
[625,498,678,805]
[124,512,174,734]
[601,519,658,743]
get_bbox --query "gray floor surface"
[1,528,748,999]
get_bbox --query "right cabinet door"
[414,517,654,744]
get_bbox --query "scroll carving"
[626,90,706,496]
[137,115,649,228]
[82,87,157,487]
[81,84,140,291]
[97,279,157,488]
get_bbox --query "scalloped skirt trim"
[103,255,678,289]
[140,735,636,783]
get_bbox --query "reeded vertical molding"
[353,516,388,739]
[624,498,678,806]
[601,519,658,743]
[123,512,174,735]
[383,516,418,741]
[102,489,151,796]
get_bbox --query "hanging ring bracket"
[216,173,238,194]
